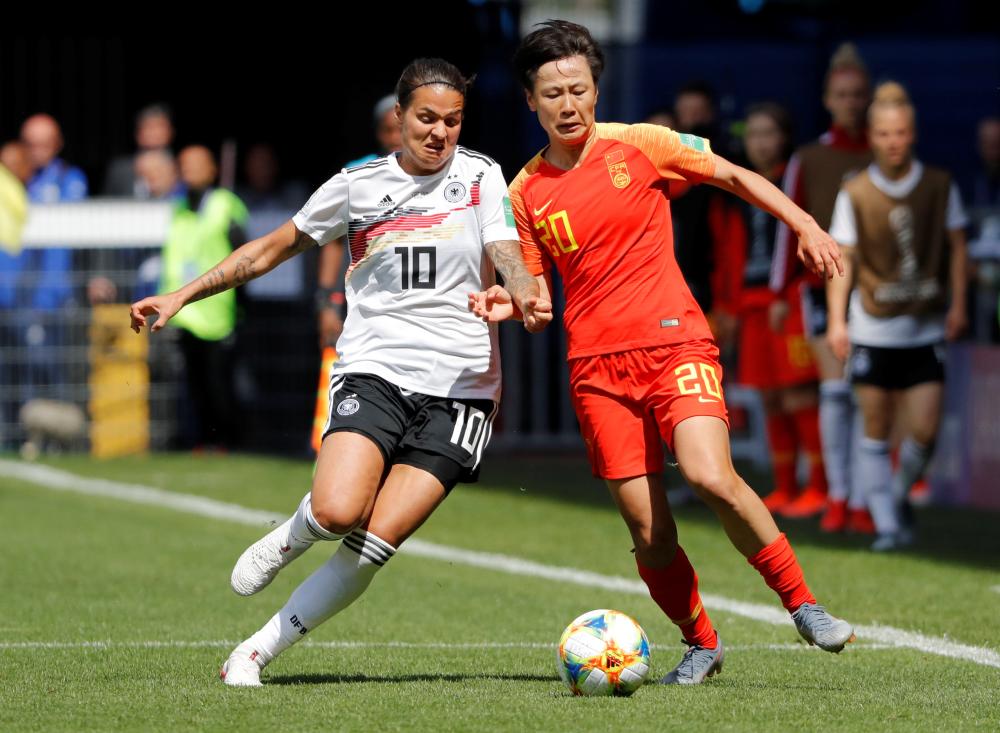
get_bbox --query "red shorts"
[569,339,730,480]
[738,302,817,389]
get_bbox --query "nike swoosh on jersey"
[697,396,719,403]
[533,200,553,217]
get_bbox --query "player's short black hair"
[512,20,605,91]
[396,58,474,109]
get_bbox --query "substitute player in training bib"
[130,58,550,687]
[473,20,855,685]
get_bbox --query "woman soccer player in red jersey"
[472,21,855,684]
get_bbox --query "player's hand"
[520,295,553,334]
[826,319,850,362]
[468,285,516,322]
[710,310,737,348]
[319,308,344,348]
[945,303,968,341]
[768,300,789,333]
[797,224,844,280]
[130,293,183,334]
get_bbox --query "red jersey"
[508,123,717,360]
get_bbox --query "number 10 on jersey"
[394,246,437,289]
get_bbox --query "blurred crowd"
[1,43,999,544]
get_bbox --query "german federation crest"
[444,181,467,202]
[337,396,360,416]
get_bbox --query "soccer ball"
[556,609,651,696]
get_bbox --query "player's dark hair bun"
[396,58,474,109]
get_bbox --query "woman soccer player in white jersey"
[826,82,968,551]
[129,58,551,686]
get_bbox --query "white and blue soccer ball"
[556,609,651,696]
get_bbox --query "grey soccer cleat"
[660,635,724,685]
[792,602,856,652]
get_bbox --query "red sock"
[747,533,816,613]
[790,405,827,493]
[766,412,797,494]
[637,547,717,648]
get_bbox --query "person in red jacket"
[714,103,827,512]
[769,44,875,530]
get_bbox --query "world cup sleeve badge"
[605,149,631,189]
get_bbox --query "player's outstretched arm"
[707,155,844,280]
[130,220,316,333]
[484,240,553,333]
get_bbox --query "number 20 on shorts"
[674,362,722,400]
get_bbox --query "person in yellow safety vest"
[160,145,248,450]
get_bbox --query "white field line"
[3,459,999,670]
[991,585,1000,595]
[0,640,894,652]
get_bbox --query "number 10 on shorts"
[674,362,722,400]
[450,402,487,454]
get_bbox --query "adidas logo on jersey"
[377,194,394,208]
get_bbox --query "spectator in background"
[0,141,31,448]
[769,43,874,529]
[971,117,1000,208]
[715,103,827,514]
[160,145,248,450]
[667,80,743,345]
[18,114,88,404]
[135,149,184,200]
[317,94,402,350]
[826,82,968,551]
[645,108,677,130]
[237,143,308,213]
[104,104,175,198]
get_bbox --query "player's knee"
[310,501,364,536]
[688,466,742,510]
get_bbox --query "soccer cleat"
[847,507,876,535]
[908,479,932,507]
[791,602,855,652]
[230,517,310,596]
[871,528,915,553]
[820,499,848,532]
[762,487,797,513]
[660,635,724,685]
[779,486,827,518]
[220,647,265,687]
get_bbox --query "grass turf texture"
[2,452,998,732]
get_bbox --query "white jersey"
[293,147,517,401]
[829,160,969,347]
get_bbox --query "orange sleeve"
[508,164,549,276]
[600,122,716,183]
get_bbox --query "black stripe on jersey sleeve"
[457,148,496,166]
[345,158,390,173]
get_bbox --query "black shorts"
[322,373,497,491]
[848,343,946,390]
[799,283,828,338]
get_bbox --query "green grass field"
[2,452,998,732]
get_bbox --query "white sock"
[847,408,867,511]
[892,438,933,502]
[819,380,854,502]
[237,529,397,666]
[857,437,898,535]
[289,491,343,543]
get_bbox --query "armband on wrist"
[315,287,346,313]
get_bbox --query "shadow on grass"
[265,672,559,686]
[479,453,1000,573]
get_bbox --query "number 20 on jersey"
[534,210,580,258]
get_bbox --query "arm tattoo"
[486,240,538,304]
[234,254,256,286]
[287,228,318,256]
[190,268,227,303]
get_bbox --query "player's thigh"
[364,463,447,548]
[606,472,677,558]
[671,415,738,495]
[312,431,385,531]
[810,336,845,381]
[570,357,662,480]
[900,381,943,445]
[853,384,894,440]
